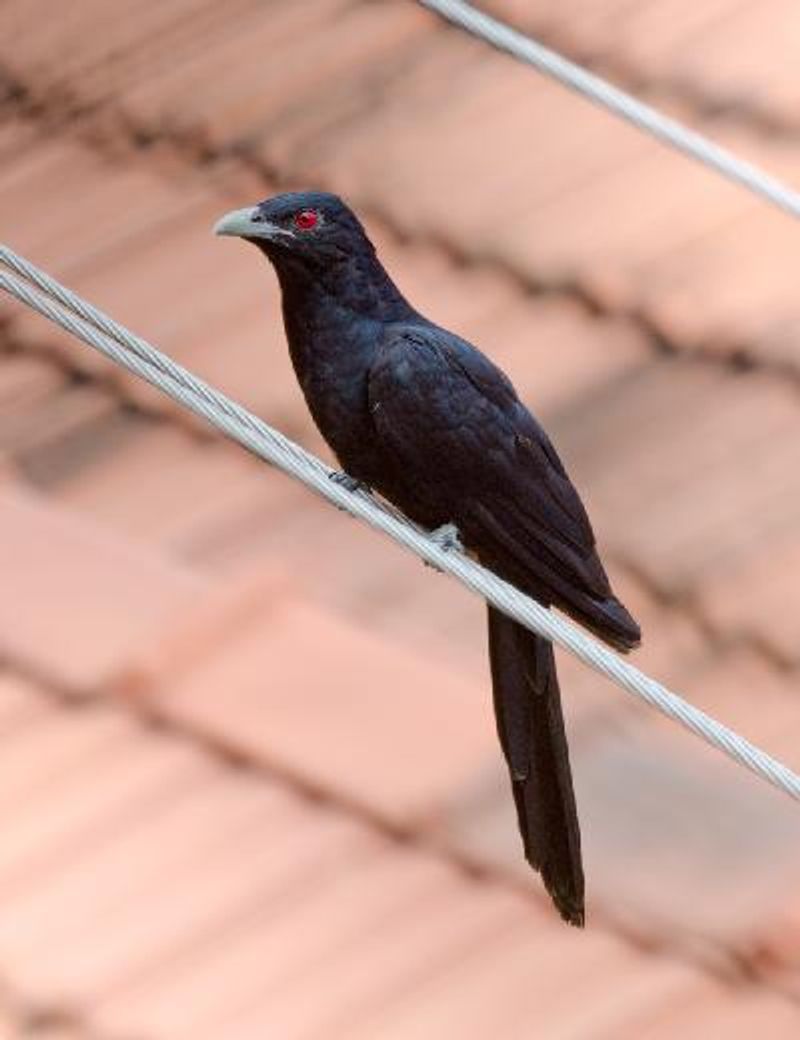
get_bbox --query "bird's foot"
[429,522,463,552]
[329,470,371,494]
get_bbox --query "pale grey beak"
[213,207,295,242]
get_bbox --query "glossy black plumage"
[220,191,641,926]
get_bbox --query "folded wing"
[368,324,640,650]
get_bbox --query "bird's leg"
[428,522,464,553]
[329,469,371,494]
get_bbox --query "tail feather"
[487,606,584,926]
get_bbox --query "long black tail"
[487,606,584,926]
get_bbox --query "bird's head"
[214,191,371,269]
[214,190,414,318]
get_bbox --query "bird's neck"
[267,251,415,476]
[272,250,418,388]
[272,248,416,327]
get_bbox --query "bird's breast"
[285,312,383,482]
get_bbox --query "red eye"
[294,209,318,231]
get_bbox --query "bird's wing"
[368,325,639,649]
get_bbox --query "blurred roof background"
[2,1,800,1036]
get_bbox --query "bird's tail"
[487,606,584,926]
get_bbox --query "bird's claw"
[425,522,463,570]
[329,470,370,494]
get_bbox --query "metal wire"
[2,243,799,803]
[418,0,800,222]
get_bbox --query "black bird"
[215,192,640,926]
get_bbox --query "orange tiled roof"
[2,1,800,1035]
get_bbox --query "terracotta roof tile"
[0,481,209,692]
[0,141,211,288]
[0,753,223,933]
[698,537,800,666]
[118,0,429,145]
[346,912,703,1040]
[80,813,372,1020]
[554,360,800,599]
[750,900,800,995]
[0,116,39,163]
[0,353,66,411]
[0,0,250,105]
[663,649,800,762]
[189,873,537,1040]
[98,846,488,1039]
[0,703,133,824]
[22,1029,88,1040]
[5,385,122,486]
[155,597,495,824]
[633,980,800,1038]
[0,683,384,1022]
[53,423,288,549]
[635,164,800,364]
[487,0,800,127]
[2,772,309,1009]
[0,721,203,908]
[0,672,51,735]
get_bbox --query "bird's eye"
[293,209,319,231]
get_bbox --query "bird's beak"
[213,207,294,242]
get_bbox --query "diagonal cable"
[1,243,800,803]
[418,0,800,223]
